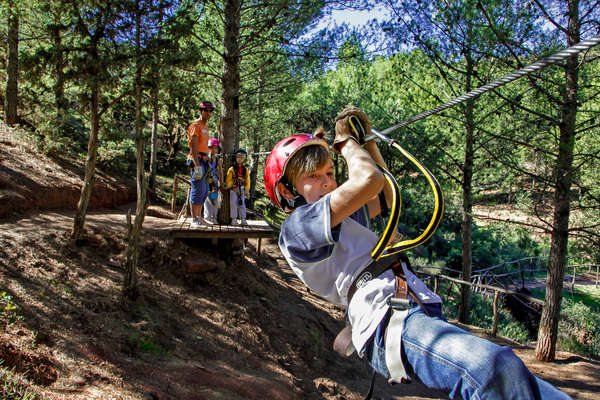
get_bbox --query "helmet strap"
[280,180,306,210]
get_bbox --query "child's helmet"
[264,134,329,210]
[235,148,247,155]
[199,101,215,111]
[208,138,221,148]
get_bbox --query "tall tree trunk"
[4,0,19,126]
[124,5,147,300]
[248,72,263,209]
[219,0,241,226]
[72,85,100,241]
[536,0,580,362]
[51,22,66,120]
[458,53,475,324]
[148,74,159,191]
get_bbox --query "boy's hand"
[333,107,372,152]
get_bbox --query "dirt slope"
[0,122,599,399]
[0,123,135,219]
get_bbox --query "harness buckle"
[387,297,411,310]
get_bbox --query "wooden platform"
[162,218,275,239]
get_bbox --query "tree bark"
[536,0,580,362]
[4,0,19,126]
[219,0,241,226]
[148,73,159,191]
[72,84,100,241]
[248,71,263,209]
[51,21,66,120]
[124,5,147,300]
[458,51,475,324]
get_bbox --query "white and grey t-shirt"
[279,193,440,355]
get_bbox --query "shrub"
[558,298,600,359]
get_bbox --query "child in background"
[263,106,571,400]
[225,148,250,225]
[203,138,223,224]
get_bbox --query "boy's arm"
[224,167,233,188]
[329,137,384,228]
[190,134,200,167]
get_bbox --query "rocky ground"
[1,122,599,399]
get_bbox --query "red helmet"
[199,101,215,111]
[264,133,329,210]
[208,138,221,148]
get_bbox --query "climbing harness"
[335,116,444,399]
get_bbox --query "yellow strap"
[370,142,444,259]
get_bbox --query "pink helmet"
[208,138,221,148]
[199,101,215,111]
[264,133,329,210]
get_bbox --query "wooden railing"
[417,269,544,337]
[171,175,190,215]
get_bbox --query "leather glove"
[333,106,372,153]
[193,166,204,180]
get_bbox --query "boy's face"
[294,159,337,203]
[209,146,219,154]
[236,153,246,164]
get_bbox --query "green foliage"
[34,112,88,155]
[0,362,38,400]
[403,187,541,273]
[439,281,530,343]
[97,138,137,173]
[558,298,600,359]
[0,291,24,325]
[128,332,164,356]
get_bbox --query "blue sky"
[318,5,389,29]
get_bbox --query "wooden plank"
[170,229,274,239]
[166,217,275,239]
[143,215,276,240]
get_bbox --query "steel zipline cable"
[380,37,600,136]
[366,37,600,256]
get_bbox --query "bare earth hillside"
[1,122,599,399]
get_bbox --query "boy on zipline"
[264,106,570,399]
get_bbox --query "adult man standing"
[187,100,215,227]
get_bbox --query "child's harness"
[333,254,425,358]
[332,118,445,399]
[232,165,247,189]
[231,165,247,206]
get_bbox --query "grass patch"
[0,363,38,400]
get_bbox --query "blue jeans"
[364,306,571,399]
[188,160,209,205]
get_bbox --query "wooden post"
[171,176,178,213]
[257,238,262,254]
[595,265,598,287]
[492,291,499,336]
[434,276,439,294]
[572,265,576,292]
